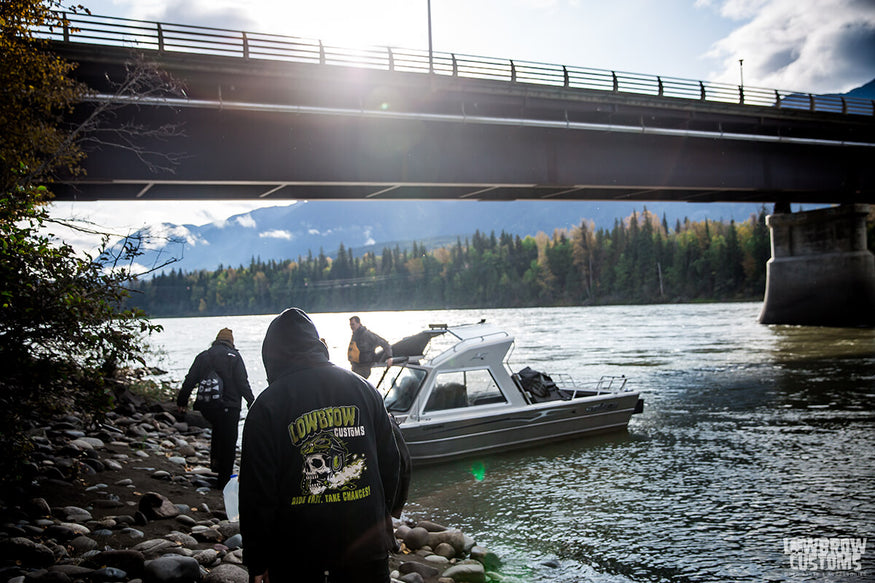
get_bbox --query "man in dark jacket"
[240,308,405,583]
[348,315,393,379]
[177,328,254,489]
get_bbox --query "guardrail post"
[658,76,663,97]
[563,66,569,88]
[157,22,164,52]
[242,32,249,59]
[510,60,516,82]
[612,71,618,92]
[699,81,706,101]
[319,41,325,65]
[775,90,782,109]
[809,94,815,112]
[739,86,744,104]
[452,54,458,77]
[62,12,69,42]
[841,96,847,115]
[387,47,394,71]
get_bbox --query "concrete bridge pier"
[759,203,875,327]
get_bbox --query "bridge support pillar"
[759,204,875,327]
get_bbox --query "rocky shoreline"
[0,391,502,583]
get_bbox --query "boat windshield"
[379,366,427,413]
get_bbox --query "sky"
[48,0,875,252]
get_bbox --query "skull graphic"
[300,433,347,495]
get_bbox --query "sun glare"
[261,1,431,52]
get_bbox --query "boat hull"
[399,392,641,464]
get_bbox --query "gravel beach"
[0,390,501,583]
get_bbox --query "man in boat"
[240,308,407,583]
[348,315,393,379]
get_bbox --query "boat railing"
[552,374,629,396]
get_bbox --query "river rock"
[21,569,72,582]
[427,529,466,555]
[0,396,500,583]
[0,537,55,567]
[46,565,93,579]
[132,539,181,559]
[417,520,448,532]
[165,531,198,547]
[193,549,220,567]
[86,549,145,578]
[89,566,129,581]
[434,542,455,558]
[26,498,52,518]
[138,492,180,520]
[202,563,248,583]
[55,506,92,522]
[395,524,411,542]
[403,526,430,550]
[68,535,98,554]
[441,561,486,583]
[399,561,440,579]
[142,555,201,583]
[469,546,501,571]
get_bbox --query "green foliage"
[0,1,162,483]
[126,208,780,317]
[0,1,88,194]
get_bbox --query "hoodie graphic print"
[288,404,371,503]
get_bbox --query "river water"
[151,302,875,582]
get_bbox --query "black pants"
[261,557,390,583]
[201,407,240,489]
[351,363,373,379]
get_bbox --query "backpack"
[515,366,568,402]
[348,339,361,364]
[194,370,224,411]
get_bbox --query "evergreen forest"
[125,207,786,317]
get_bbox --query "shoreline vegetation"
[0,381,505,583]
[126,209,777,318]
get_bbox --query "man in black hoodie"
[240,308,405,583]
[177,328,254,489]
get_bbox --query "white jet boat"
[374,320,644,464]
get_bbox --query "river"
[151,302,875,582]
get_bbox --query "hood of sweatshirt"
[261,308,330,384]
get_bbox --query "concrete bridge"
[42,13,875,326]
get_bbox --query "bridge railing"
[40,12,875,117]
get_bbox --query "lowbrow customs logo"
[288,406,369,500]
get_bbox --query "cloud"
[704,0,875,93]
[146,224,209,249]
[235,215,257,229]
[130,0,261,31]
[260,229,293,240]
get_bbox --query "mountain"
[844,78,875,99]
[133,200,777,274]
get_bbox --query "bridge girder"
[50,42,875,204]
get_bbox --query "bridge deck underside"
[50,43,875,203]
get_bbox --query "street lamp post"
[428,0,434,73]
[739,58,744,87]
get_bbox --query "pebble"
[0,399,502,583]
